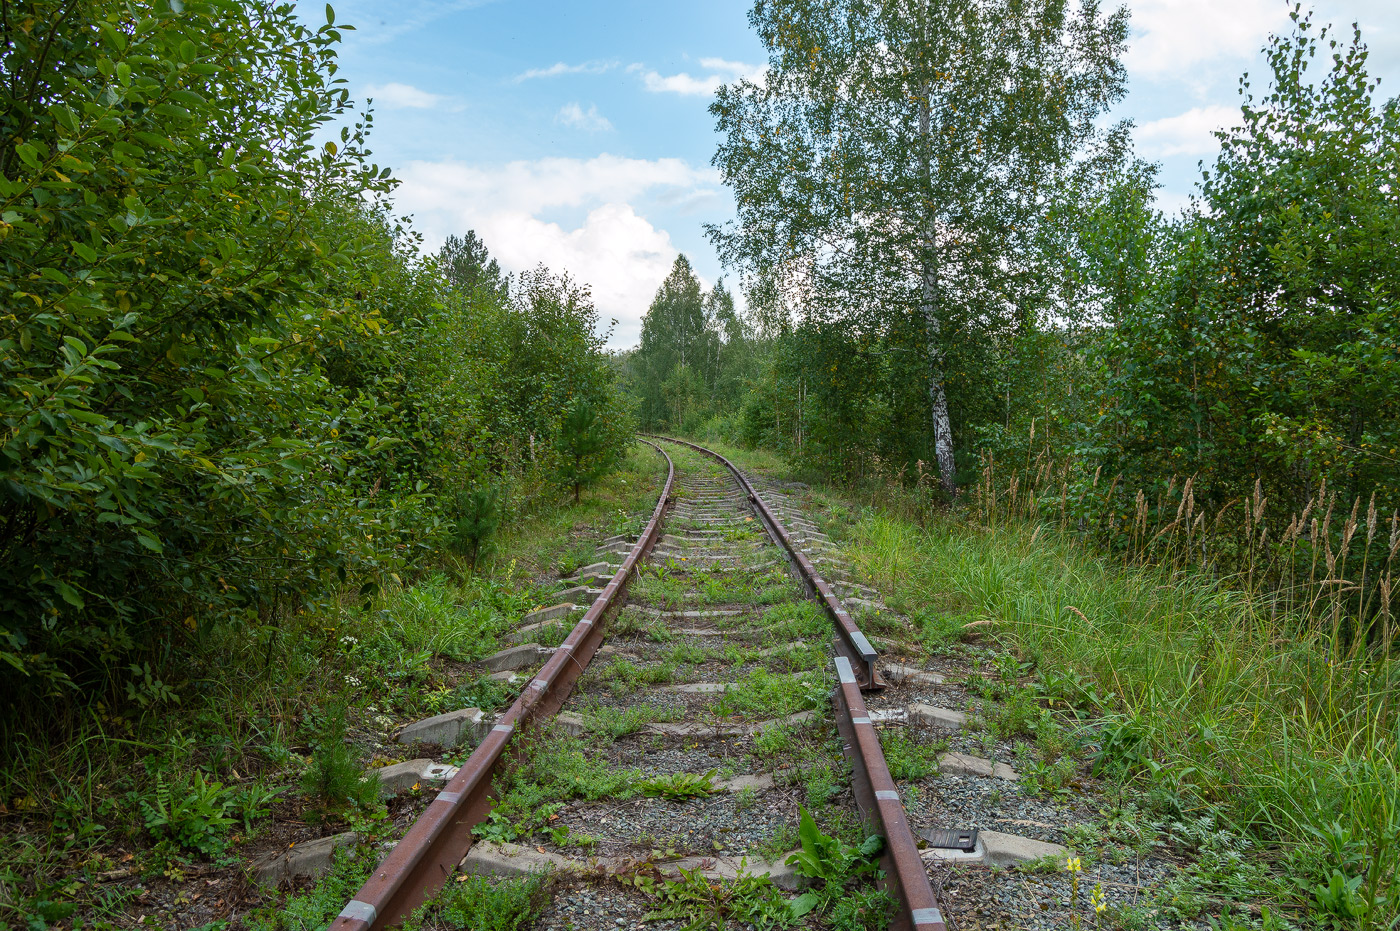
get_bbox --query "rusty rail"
[652,436,945,931]
[833,656,947,931]
[651,435,881,688]
[331,440,675,930]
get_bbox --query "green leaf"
[15,142,40,170]
[326,4,335,24]
[858,834,883,857]
[54,582,85,610]
[790,892,820,918]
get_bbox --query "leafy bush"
[138,771,238,858]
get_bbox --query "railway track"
[332,437,947,930]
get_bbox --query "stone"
[486,670,523,686]
[484,643,551,672]
[568,562,612,581]
[509,619,569,644]
[937,751,1019,781]
[639,606,745,619]
[555,585,600,604]
[396,708,488,748]
[555,712,586,737]
[882,664,945,687]
[663,853,809,890]
[602,534,631,546]
[908,703,968,731]
[461,841,586,878]
[253,832,359,885]
[868,708,908,725]
[979,830,1067,866]
[596,541,631,556]
[716,773,774,793]
[367,759,433,795]
[660,682,732,694]
[643,711,812,739]
[523,603,577,625]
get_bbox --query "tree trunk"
[920,89,957,497]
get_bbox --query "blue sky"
[302,0,1400,347]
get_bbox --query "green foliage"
[0,0,627,730]
[646,867,796,931]
[1091,8,1399,520]
[638,770,720,801]
[300,704,378,822]
[0,0,404,704]
[137,771,238,858]
[552,399,625,504]
[629,256,753,432]
[437,230,507,300]
[709,0,1130,490]
[785,807,886,922]
[450,485,502,569]
[851,508,1400,928]
[878,729,941,782]
[246,847,373,931]
[405,873,552,931]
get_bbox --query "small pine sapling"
[451,484,502,570]
[553,400,621,504]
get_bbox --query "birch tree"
[710,0,1129,494]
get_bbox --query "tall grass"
[849,512,1399,926]
[970,452,1399,650]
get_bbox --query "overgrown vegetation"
[0,1,629,729]
[0,3,652,921]
[849,507,1399,929]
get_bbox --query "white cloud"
[556,102,613,132]
[392,155,722,345]
[1136,104,1239,157]
[1126,0,1290,76]
[362,81,449,109]
[632,58,766,96]
[513,60,617,82]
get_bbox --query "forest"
[627,3,1398,631]
[0,0,1397,928]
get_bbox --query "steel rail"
[650,435,881,688]
[650,436,946,931]
[331,441,676,931]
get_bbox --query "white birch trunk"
[920,89,957,497]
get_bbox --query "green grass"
[716,667,825,720]
[850,510,1400,928]
[0,440,670,928]
[406,872,553,931]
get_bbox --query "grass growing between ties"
[0,442,666,928]
[849,510,1400,929]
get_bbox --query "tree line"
[626,1,1396,625]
